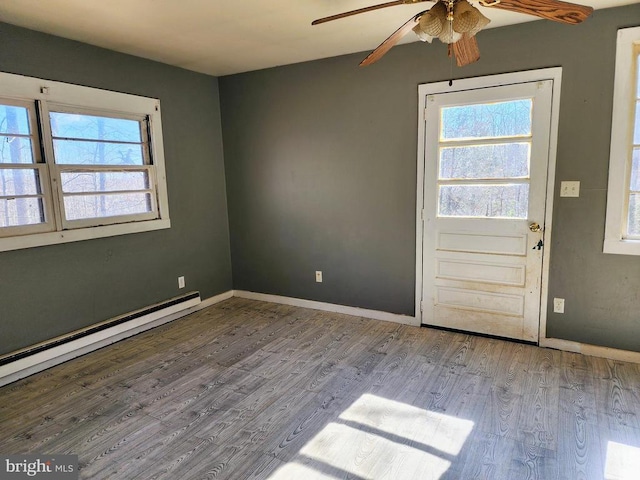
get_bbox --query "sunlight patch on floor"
[339,393,474,456]
[605,441,640,480]
[266,393,474,480]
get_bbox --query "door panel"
[421,80,553,342]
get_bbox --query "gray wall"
[220,5,640,351]
[0,22,232,355]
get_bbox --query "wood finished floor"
[1,298,640,479]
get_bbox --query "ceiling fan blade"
[453,34,480,67]
[312,0,405,26]
[482,0,593,25]
[360,12,424,67]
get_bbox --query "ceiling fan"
[312,0,594,67]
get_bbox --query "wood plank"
[2,298,640,480]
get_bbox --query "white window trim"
[604,26,640,255]
[0,72,170,252]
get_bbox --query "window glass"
[0,105,31,135]
[60,171,149,193]
[634,101,640,145]
[438,98,532,219]
[441,99,532,140]
[0,137,35,164]
[64,193,152,221]
[0,168,41,196]
[628,194,640,236]
[439,143,530,180]
[50,112,146,166]
[52,140,145,165]
[0,197,45,227]
[49,112,141,142]
[439,184,529,218]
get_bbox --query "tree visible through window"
[50,110,156,224]
[0,71,170,251]
[0,102,47,230]
[437,99,532,219]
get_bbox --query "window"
[604,26,640,255]
[0,72,170,251]
[0,100,51,234]
[437,99,533,218]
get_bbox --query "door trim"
[415,68,562,344]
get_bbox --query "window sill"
[603,238,640,256]
[0,218,171,252]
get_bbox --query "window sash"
[41,103,159,230]
[0,99,56,236]
[0,164,55,237]
[604,27,640,254]
[624,45,640,240]
[53,165,158,229]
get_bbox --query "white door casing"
[415,69,561,342]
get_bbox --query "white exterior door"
[420,78,554,342]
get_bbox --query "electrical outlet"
[560,181,580,197]
[315,271,322,283]
[178,276,185,289]
[553,297,565,314]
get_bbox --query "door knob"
[529,222,542,232]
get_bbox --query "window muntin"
[437,99,533,219]
[0,72,170,251]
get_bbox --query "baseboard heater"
[0,291,201,387]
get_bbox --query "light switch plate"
[560,181,580,197]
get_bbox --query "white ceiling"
[0,0,636,76]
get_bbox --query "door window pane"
[441,99,532,140]
[64,193,152,220]
[439,143,530,180]
[439,184,529,218]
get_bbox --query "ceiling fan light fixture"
[438,28,463,44]
[412,23,434,42]
[453,0,479,33]
[418,2,447,37]
[468,6,491,37]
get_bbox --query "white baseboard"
[0,290,233,387]
[4,287,638,388]
[234,291,640,363]
[541,337,640,364]
[233,290,419,326]
[200,289,234,308]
